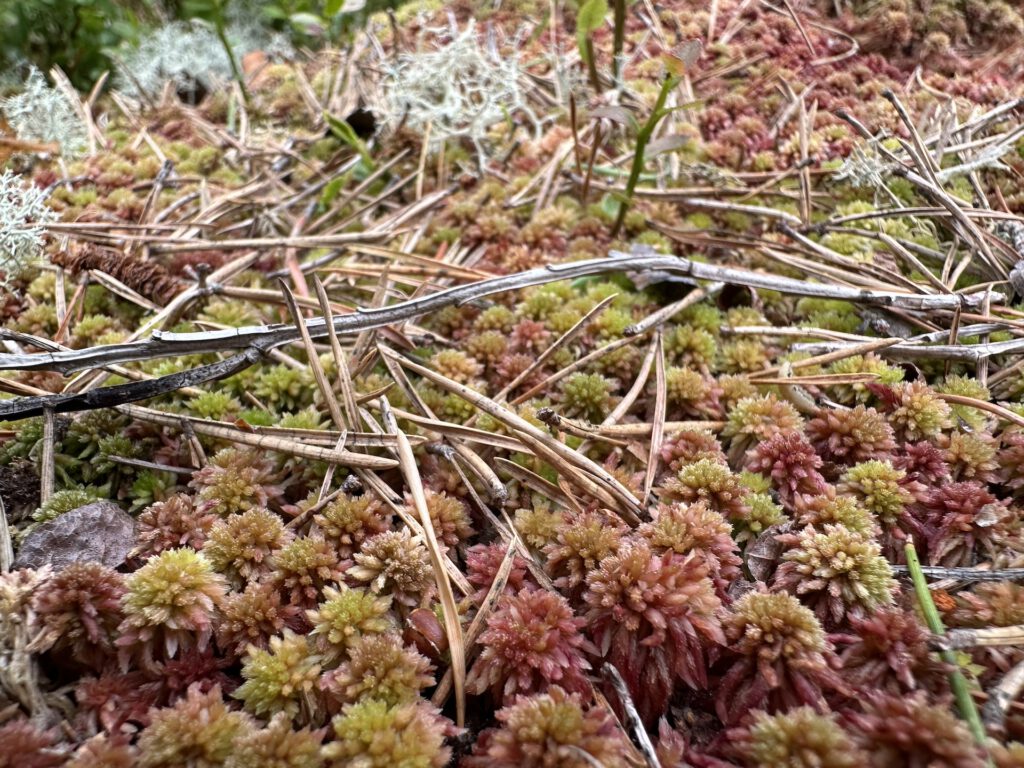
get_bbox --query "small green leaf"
[324,112,374,168]
[578,0,608,33]
[289,12,325,34]
[599,193,621,218]
[576,0,608,64]
[319,177,346,210]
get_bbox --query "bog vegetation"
[2,1,1024,766]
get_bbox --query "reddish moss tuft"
[0,719,64,768]
[844,691,985,768]
[313,492,392,559]
[835,606,951,697]
[773,523,896,625]
[32,562,125,669]
[271,534,349,609]
[134,493,217,560]
[217,580,305,658]
[464,686,629,768]
[349,529,436,609]
[807,405,897,470]
[659,458,751,524]
[723,706,865,768]
[659,429,728,474]
[639,500,741,599]
[189,447,285,516]
[584,539,723,723]
[137,683,253,768]
[745,430,828,511]
[203,507,293,586]
[467,587,592,703]
[924,481,1018,566]
[321,632,434,707]
[465,541,535,605]
[544,510,626,595]
[717,591,848,725]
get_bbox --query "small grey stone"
[14,501,135,570]
[745,521,791,583]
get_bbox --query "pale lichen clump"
[2,68,87,156]
[0,169,56,281]
[378,22,532,160]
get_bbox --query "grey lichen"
[115,18,291,100]
[378,22,534,160]
[0,170,56,282]
[1,68,87,157]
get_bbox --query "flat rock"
[14,501,135,570]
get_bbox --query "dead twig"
[0,252,999,376]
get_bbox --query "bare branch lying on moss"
[941,626,1024,650]
[0,252,1001,377]
[891,565,1024,581]
[0,349,261,420]
[793,336,1024,364]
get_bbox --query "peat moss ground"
[4,1,1024,766]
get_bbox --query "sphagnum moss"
[4,3,1024,763]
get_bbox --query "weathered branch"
[0,349,261,421]
[891,564,1024,581]
[983,659,1024,736]
[0,252,1001,376]
[794,336,1024,364]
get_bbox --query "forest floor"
[3,1,1024,766]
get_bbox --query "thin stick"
[936,393,1024,429]
[433,536,519,707]
[892,564,1024,581]
[279,280,346,430]
[511,336,639,404]
[642,331,666,508]
[313,276,360,428]
[0,253,998,376]
[40,408,55,505]
[380,397,465,727]
[380,347,644,523]
[625,283,723,336]
[0,497,11,572]
[943,626,1024,650]
[494,294,618,401]
[602,664,662,768]
[983,660,1024,735]
[118,404,397,470]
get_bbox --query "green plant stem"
[612,0,626,85]
[211,0,250,106]
[904,543,991,758]
[611,74,677,237]
[585,39,601,93]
